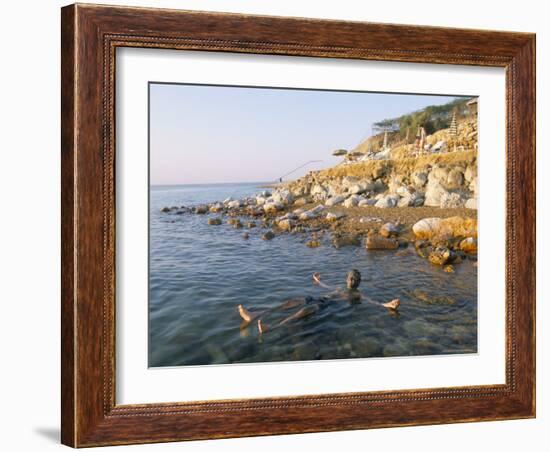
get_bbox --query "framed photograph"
[61,3,536,447]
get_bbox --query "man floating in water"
[237,269,400,335]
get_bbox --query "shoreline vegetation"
[160,98,479,270]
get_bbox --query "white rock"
[412,218,443,238]
[424,179,449,207]
[439,192,465,208]
[360,216,382,223]
[412,172,428,187]
[227,200,241,209]
[255,196,266,205]
[374,196,398,208]
[325,195,346,207]
[343,195,360,208]
[311,184,326,196]
[223,197,234,204]
[273,190,294,205]
[349,184,367,195]
[465,198,477,209]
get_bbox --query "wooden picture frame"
[61,3,536,447]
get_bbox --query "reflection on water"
[149,183,477,367]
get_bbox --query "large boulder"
[412,216,478,240]
[365,234,399,250]
[424,178,449,207]
[311,184,326,197]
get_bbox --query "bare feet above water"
[382,299,401,311]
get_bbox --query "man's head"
[346,269,361,290]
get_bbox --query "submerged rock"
[262,231,275,240]
[195,205,208,214]
[207,218,222,225]
[160,206,171,213]
[306,239,321,248]
[332,233,361,248]
[428,246,455,265]
[459,237,478,254]
[365,233,399,250]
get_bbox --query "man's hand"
[312,272,322,285]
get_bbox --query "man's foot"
[383,299,401,310]
[237,304,254,323]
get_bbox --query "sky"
[149,83,461,185]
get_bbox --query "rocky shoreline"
[161,186,478,271]
[161,114,479,270]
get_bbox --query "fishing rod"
[277,160,323,182]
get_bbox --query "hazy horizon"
[150,83,462,185]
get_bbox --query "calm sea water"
[149,182,478,367]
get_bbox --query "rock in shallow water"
[207,218,222,225]
[365,234,399,250]
[262,231,275,240]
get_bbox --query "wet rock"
[263,201,283,214]
[247,221,257,228]
[332,233,361,248]
[233,220,243,229]
[209,203,224,212]
[227,200,241,209]
[443,265,455,273]
[277,218,294,231]
[195,205,208,214]
[160,206,171,213]
[227,218,239,226]
[242,232,249,240]
[365,233,399,250]
[306,239,321,248]
[380,222,400,238]
[207,218,222,225]
[326,212,345,221]
[325,195,346,207]
[459,237,477,254]
[428,246,455,265]
[262,231,275,240]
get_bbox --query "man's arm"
[312,273,335,290]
